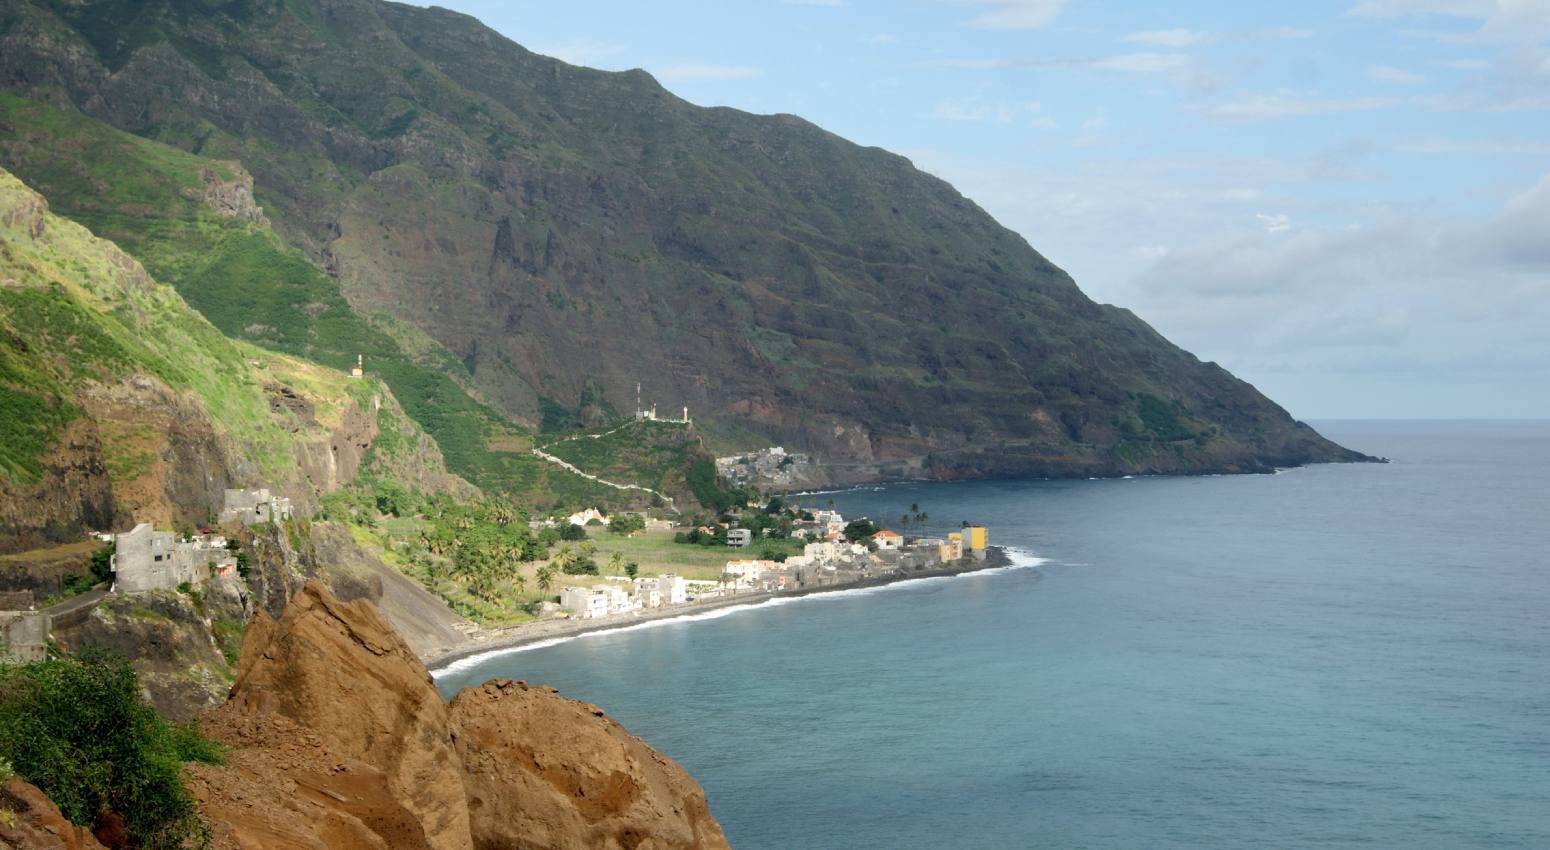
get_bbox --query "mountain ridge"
[0,0,1375,489]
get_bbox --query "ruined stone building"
[218,488,293,526]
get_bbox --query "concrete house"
[657,574,687,605]
[111,524,236,593]
[873,530,903,550]
[726,528,753,548]
[219,488,293,526]
[0,611,49,663]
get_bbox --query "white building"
[726,528,752,548]
[804,541,840,563]
[657,573,687,605]
[559,586,609,619]
[632,580,663,608]
[873,530,903,550]
[567,507,609,527]
[724,560,776,580]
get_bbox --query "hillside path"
[528,448,679,512]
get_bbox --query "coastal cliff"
[189,581,729,849]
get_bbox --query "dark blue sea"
[436,421,1550,848]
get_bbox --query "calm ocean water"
[436,421,1550,848]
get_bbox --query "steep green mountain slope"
[0,0,1373,482]
[0,165,458,551]
[0,92,646,508]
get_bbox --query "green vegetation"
[0,648,221,849]
[54,545,114,601]
[0,93,622,504]
[843,518,879,544]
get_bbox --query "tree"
[608,552,626,575]
[536,564,557,594]
[560,523,588,541]
[625,562,639,580]
[843,518,878,544]
[512,573,527,596]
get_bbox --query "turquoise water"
[436,421,1550,848]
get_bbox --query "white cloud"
[1256,213,1293,232]
[1090,52,1191,72]
[1368,65,1429,83]
[1397,137,1550,154]
[953,0,1068,30]
[1346,0,1498,16]
[1122,28,1211,47]
[1073,116,1108,147]
[933,100,1042,123]
[867,33,899,44]
[1245,26,1316,40]
[1441,57,1490,68]
[931,53,1191,73]
[1212,95,1397,119]
[654,64,762,81]
[535,40,627,67]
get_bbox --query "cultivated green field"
[585,530,804,581]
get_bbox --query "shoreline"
[424,545,1016,674]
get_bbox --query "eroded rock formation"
[204,581,728,850]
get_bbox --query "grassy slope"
[0,92,630,506]
[0,165,308,482]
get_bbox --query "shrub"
[0,648,221,848]
[607,514,644,536]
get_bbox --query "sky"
[422,0,1549,419]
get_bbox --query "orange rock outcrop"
[196,581,728,850]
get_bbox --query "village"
[2,473,992,662]
[539,504,991,623]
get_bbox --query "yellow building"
[349,354,364,379]
[962,526,987,552]
[939,538,964,562]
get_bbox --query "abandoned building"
[218,488,293,526]
[0,610,50,663]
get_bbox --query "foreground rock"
[187,708,432,850]
[228,583,472,850]
[452,679,729,850]
[0,777,108,850]
[204,581,728,850]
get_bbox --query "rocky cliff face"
[0,0,1373,484]
[198,581,728,849]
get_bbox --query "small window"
[154,555,163,562]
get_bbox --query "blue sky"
[424,0,1549,419]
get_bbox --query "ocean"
[435,421,1550,848]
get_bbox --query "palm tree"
[512,573,528,596]
[608,552,626,576]
[536,564,556,595]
